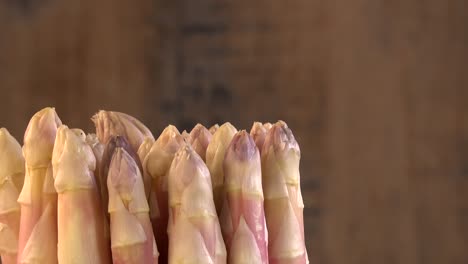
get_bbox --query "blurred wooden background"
[1,0,467,263]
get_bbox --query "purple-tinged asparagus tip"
[225,130,258,162]
[263,121,300,157]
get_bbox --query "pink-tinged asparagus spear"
[143,125,183,264]
[209,124,219,135]
[250,122,272,153]
[17,107,61,264]
[52,126,111,264]
[262,121,307,264]
[0,128,25,264]
[206,122,237,214]
[92,110,154,153]
[167,144,226,264]
[220,131,268,264]
[108,146,158,264]
[188,124,212,161]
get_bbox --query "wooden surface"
[0,0,467,263]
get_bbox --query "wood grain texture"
[0,0,467,263]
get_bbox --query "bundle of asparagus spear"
[0,107,307,264]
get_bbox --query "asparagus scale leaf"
[92,110,154,154]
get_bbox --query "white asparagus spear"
[52,126,111,264]
[108,147,158,264]
[262,121,308,264]
[206,122,237,214]
[100,136,146,218]
[86,132,113,259]
[168,144,226,264]
[17,107,61,264]
[137,137,155,166]
[0,128,25,264]
[143,125,184,264]
[137,136,156,213]
[221,131,268,264]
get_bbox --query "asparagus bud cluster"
[92,110,154,153]
[1,108,308,264]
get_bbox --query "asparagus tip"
[226,130,257,161]
[264,121,300,155]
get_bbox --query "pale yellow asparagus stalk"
[220,131,268,264]
[0,128,25,264]
[52,126,110,263]
[188,124,212,161]
[137,137,155,166]
[206,122,237,213]
[92,110,154,153]
[250,122,272,153]
[167,144,226,264]
[262,121,307,264]
[209,124,219,135]
[143,125,183,264]
[17,107,61,264]
[108,147,158,264]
